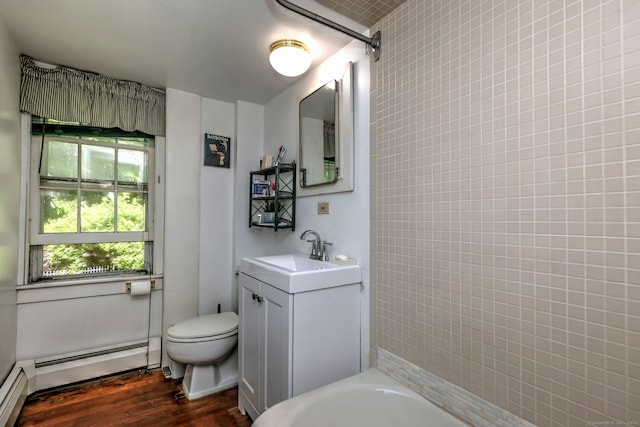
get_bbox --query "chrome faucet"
[300,229,332,260]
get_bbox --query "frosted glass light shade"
[269,40,311,77]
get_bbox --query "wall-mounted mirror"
[299,81,337,187]
[298,62,353,195]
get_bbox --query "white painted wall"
[235,41,371,368]
[199,98,236,315]
[233,101,266,261]
[259,41,369,258]
[16,280,163,360]
[163,89,201,363]
[0,16,20,382]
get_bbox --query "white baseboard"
[0,366,28,427]
[18,337,161,393]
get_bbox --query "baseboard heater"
[0,366,28,427]
[29,337,161,392]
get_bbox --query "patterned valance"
[19,55,165,136]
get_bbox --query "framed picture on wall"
[204,133,230,168]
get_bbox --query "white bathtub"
[252,368,468,427]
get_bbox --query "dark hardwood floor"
[16,369,253,427]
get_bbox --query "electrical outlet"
[317,202,330,215]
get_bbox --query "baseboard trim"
[19,337,161,393]
[0,366,28,427]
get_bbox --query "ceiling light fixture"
[275,0,381,61]
[269,39,312,77]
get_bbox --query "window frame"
[27,126,157,282]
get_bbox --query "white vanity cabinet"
[237,269,361,421]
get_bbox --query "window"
[28,118,155,282]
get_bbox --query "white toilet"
[166,311,239,400]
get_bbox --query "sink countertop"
[239,254,362,293]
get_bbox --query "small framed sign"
[204,134,230,168]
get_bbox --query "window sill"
[17,274,163,304]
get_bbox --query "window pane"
[81,145,114,181]
[117,192,147,232]
[117,137,147,147]
[40,189,77,233]
[118,149,147,184]
[42,242,146,277]
[43,140,77,178]
[80,191,114,232]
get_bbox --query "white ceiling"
[0,0,372,104]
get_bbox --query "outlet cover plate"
[317,202,330,215]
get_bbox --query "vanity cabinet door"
[238,274,292,420]
[260,282,292,412]
[238,274,261,420]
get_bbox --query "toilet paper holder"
[126,280,156,292]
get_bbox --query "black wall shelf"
[249,162,296,231]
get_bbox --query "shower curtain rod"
[275,0,381,61]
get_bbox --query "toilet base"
[168,359,185,379]
[181,348,238,400]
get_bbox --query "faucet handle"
[322,241,333,261]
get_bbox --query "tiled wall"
[370,1,640,426]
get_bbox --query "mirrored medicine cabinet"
[297,62,353,196]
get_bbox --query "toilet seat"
[167,312,238,343]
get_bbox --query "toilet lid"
[167,312,238,339]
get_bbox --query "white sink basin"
[253,254,341,272]
[239,254,361,293]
